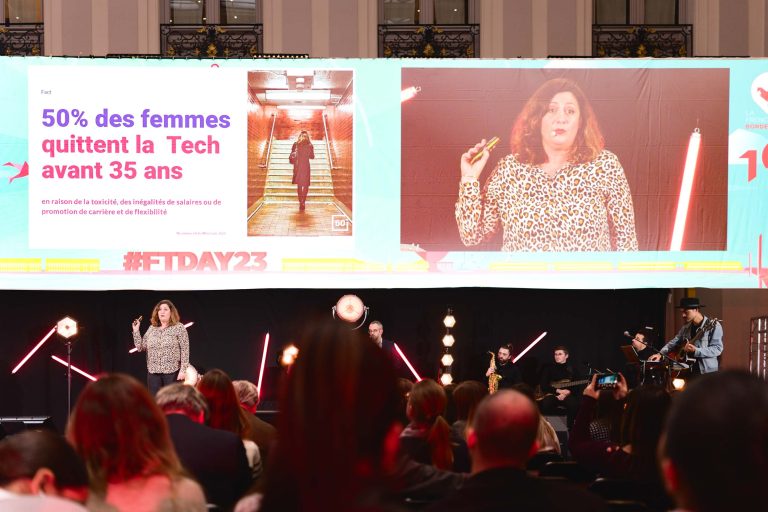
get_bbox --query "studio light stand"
[56,317,79,413]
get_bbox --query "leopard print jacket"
[456,150,638,252]
[133,323,189,374]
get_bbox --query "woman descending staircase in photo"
[290,131,315,211]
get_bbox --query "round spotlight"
[280,344,300,367]
[56,317,78,339]
[672,378,686,391]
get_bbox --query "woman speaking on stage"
[456,77,638,252]
[132,299,190,396]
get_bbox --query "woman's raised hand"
[131,317,141,333]
[460,139,490,182]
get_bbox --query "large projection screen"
[0,57,766,290]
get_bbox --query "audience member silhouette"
[450,380,486,441]
[156,382,251,511]
[0,429,89,510]
[426,389,606,512]
[233,379,277,467]
[67,373,206,511]
[570,374,672,510]
[400,378,471,473]
[256,319,406,512]
[198,369,263,481]
[660,370,768,512]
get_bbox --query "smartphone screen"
[596,374,618,389]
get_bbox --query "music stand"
[620,345,640,364]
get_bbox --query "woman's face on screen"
[540,91,581,151]
[157,303,171,324]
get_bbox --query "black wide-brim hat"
[677,297,705,309]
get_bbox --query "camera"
[596,374,618,390]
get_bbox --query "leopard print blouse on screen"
[133,323,189,374]
[456,150,638,252]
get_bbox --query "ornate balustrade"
[593,24,693,57]
[378,24,480,58]
[0,23,44,56]
[160,24,263,58]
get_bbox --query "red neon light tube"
[514,332,548,364]
[11,327,56,374]
[51,355,97,381]
[670,129,702,251]
[257,332,270,393]
[394,342,422,381]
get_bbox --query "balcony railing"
[378,24,479,58]
[160,24,263,58]
[593,24,693,58]
[0,23,44,56]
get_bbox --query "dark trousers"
[539,394,580,430]
[147,371,178,397]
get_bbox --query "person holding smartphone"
[570,374,674,511]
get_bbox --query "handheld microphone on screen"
[470,136,500,164]
[134,315,142,324]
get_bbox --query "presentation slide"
[0,57,766,289]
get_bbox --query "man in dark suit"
[156,383,251,511]
[369,320,405,375]
[427,389,606,512]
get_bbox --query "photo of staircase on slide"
[246,69,353,237]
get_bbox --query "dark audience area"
[2,315,766,511]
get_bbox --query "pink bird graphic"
[3,161,29,184]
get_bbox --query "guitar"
[671,317,720,365]
[549,378,593,390]
[535,378,593,401]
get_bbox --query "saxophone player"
[486,344,522,390]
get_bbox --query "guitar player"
[648,297,724,376]
[538,345,583,429]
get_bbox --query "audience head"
[233,379,260,414]
[261,319,400,512]
[198,369,250,438]
[452,380,487,423]
[155,382,209,423]
[661,371,768,512]
[407,378,454,470]
[407,378,447,425]
[536,416,561,455]
[0,429,89,503]
[468,389,540,471]
[619,385,670,478]
[67,373,183,494]
[395,377,414,425]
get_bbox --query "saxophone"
[488,351,501,394]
